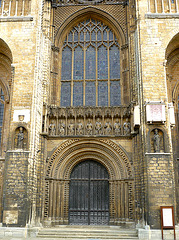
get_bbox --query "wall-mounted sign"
[160,206,176,240]
[146,103,166,123]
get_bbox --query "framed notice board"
[160,206,176,240]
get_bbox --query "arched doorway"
[44,139,134,226]
[69,160,109,225]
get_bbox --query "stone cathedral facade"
[0,0,178,237]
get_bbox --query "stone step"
[37,237,139,239]
[36,226,139,239]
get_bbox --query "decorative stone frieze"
[43,105,132,137]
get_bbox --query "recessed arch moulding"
[44,139,135,225]
[47,138,133,179]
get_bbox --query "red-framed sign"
[160,206,176,240]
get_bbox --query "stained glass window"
[73,82,83,106]
[85,81,96,106]
[61,82,71,107]
[98,81,108,106]
[86,46,96,80]
[98,46,108,80]
[110,45,120,79]
[0,102,4,127]
[61,47,72,81]
[110,81,121,106]
[60,19,121,107]
[74,46,84,80]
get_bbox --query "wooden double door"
[69,160,109,225]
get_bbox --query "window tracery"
[60,19,121,107]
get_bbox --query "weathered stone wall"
[0,0,178,230]
[145,154,175,228]
[0,0,52,226]
[136,0,178,227]
[3,151,29,226]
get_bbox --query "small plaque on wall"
[146,103,166,123]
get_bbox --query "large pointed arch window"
[60,19,121,107]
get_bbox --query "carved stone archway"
[44,138,134,225]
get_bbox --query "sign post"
[160,206,176,240]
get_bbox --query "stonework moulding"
[46,138,133,180]
[54,7,127,47]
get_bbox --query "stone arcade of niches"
[0,0,178,239]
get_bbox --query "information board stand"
[160,206,176,240]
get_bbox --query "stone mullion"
[71,48,74,106]
[84,46,86,106]
[108,46,110,107]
